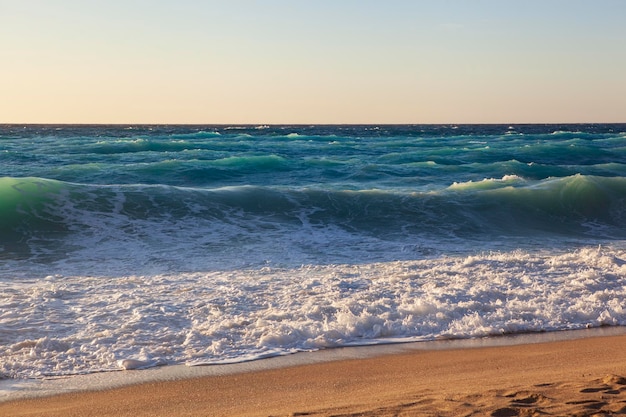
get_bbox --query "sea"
[1,124,626,381]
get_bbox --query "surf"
[2,124,626,380]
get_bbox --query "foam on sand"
[3,329,626,416]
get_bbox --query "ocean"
[1,124,626,380]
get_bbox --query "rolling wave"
[2,174,625,265]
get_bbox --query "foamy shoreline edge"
[2,326,626,403]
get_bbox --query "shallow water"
[3,326,625,401]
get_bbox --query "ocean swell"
[1,174,625,273]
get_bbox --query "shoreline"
[3,327,626,416]
[3,326,625,402]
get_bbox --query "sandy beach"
[2,332,626,416]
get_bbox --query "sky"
[1,0,625,124]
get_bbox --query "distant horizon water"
[3,122,626,126]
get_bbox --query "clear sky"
[1,0,625,124]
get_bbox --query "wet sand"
[3,333,626,416]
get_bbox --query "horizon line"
[2,121,626,126]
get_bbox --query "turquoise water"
[1,124,626,378]
[2,124,625,270]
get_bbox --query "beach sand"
[3,333,626,416]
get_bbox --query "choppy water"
[1,124,625,378]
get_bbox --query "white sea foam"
[1,246,626,379]
[449,175,524,190]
